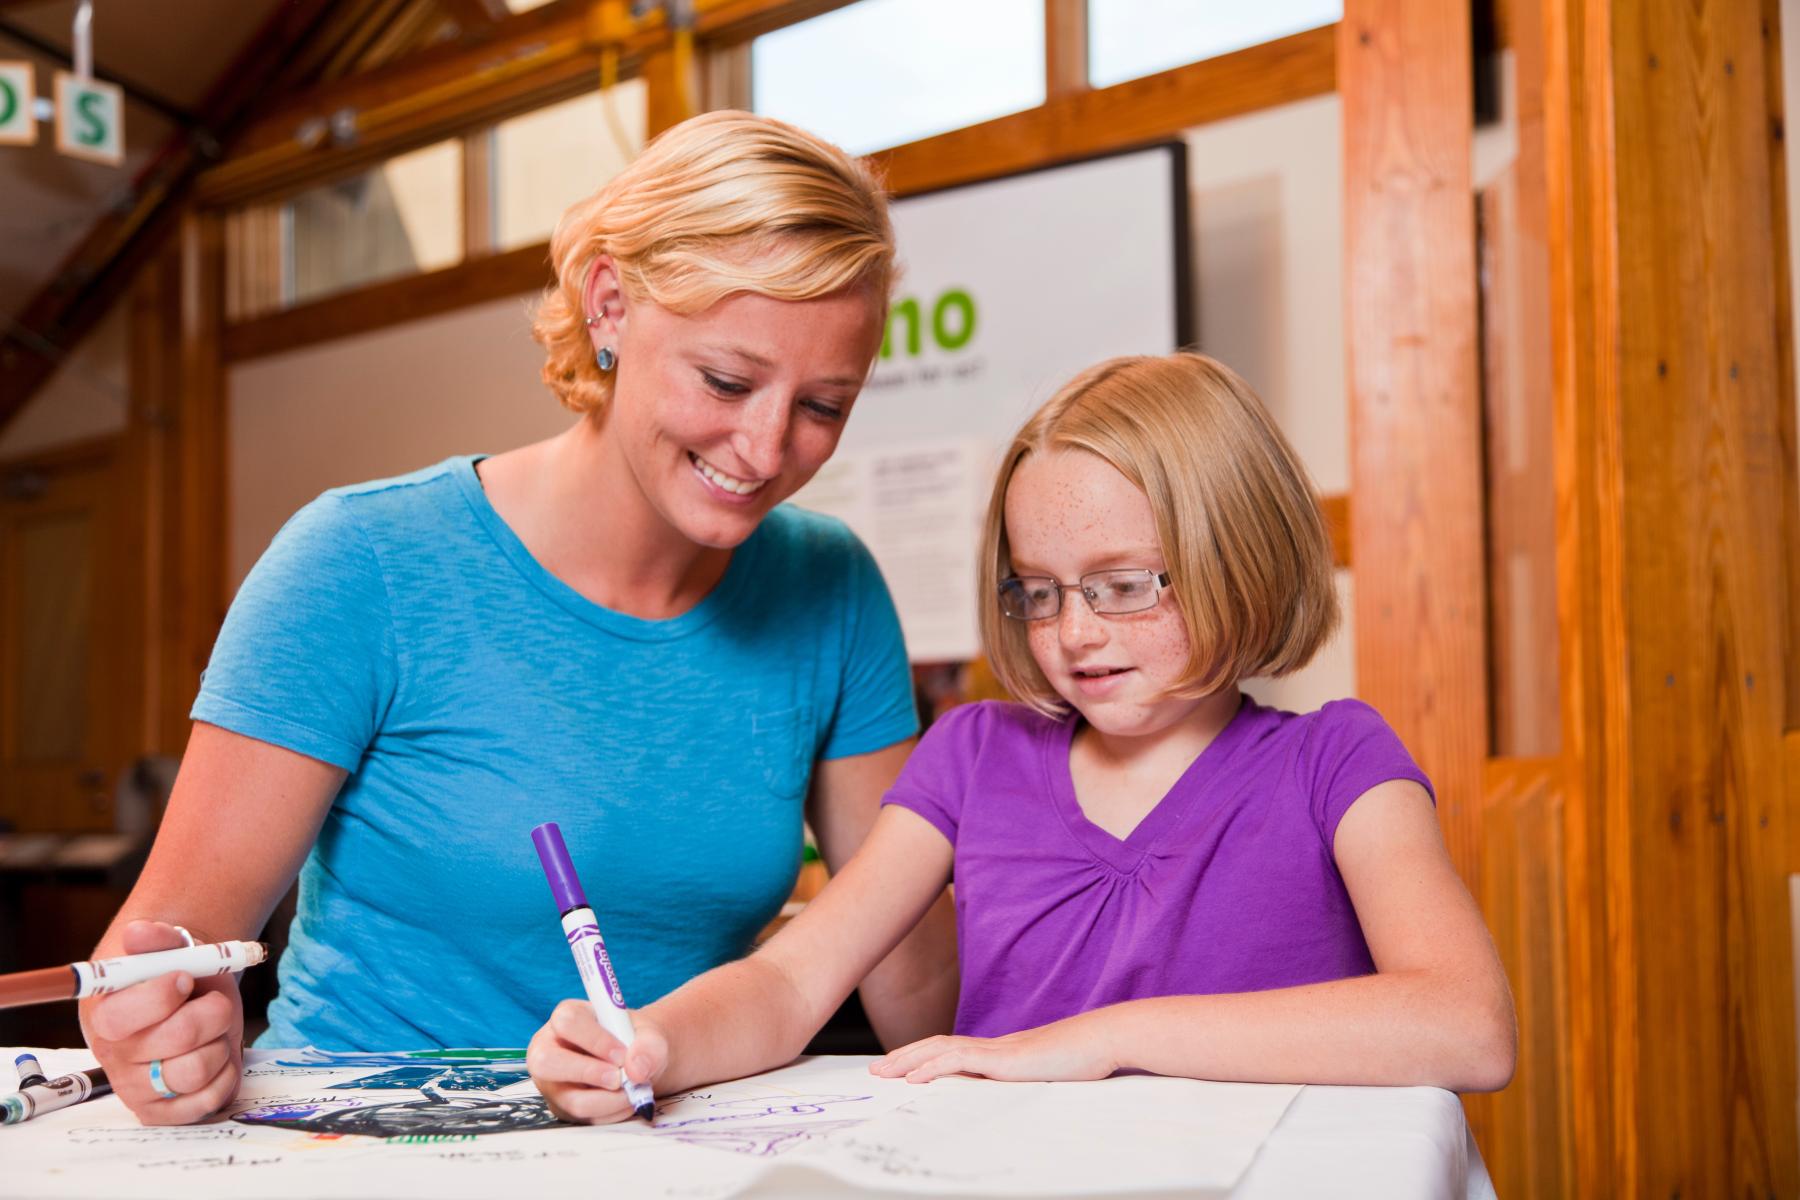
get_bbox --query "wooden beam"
[1544,0,1797,1192]
[221,242,553,362]
[1765,0,1800,733]
[121,213,229,751]
[643,26,697,137]
[461,129,495,259]
[873,25,1334,197]
[1320,492,1350,569]
[435,0,509,35]
[1338,0,1486,885]
[215,17,1335,365]
[0,0,340,437]
[197,7,634,206]
[1479,756,1574,1199]
[689,0,858,43]
[1044,0,1088,100]
[1540,3,1628,1190]
[197,0,856,207]
[1341,2,1499,1165]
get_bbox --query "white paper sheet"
[1,1049,1299,1199]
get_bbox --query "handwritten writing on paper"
[3,1048,1298,1198]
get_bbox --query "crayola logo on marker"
[589,944,625,1008]
[565,922,626,1008]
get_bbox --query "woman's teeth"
[691,453,766,495]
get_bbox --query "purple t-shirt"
[882,695,1433,1038]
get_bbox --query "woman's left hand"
[869,1018,1117,1084]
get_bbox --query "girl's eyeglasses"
[997,569,1171,621]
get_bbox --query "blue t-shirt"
[193,456,917,1050]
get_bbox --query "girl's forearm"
[857,891,960,1048]
[643,954,828,1094]
[1085,969,1516,1093]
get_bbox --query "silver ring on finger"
[148,1058,180,1100]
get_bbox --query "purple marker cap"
[531,822,588,914]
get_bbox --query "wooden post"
[1542,0,1797,1192]
[1338,2,1488,896]
[1044,0,1088,100]
[125,211,230,755]
[1338,0,1492,1154]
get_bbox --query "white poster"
[793,438,992,662]
[812,145,1188,662]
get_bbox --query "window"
[752,0,1044,156]
[490,82,646,252]
[1087,0,1340,89]
[285,140,463,308]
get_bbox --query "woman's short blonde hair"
[979,352,1340,714]
[533,110,896,414]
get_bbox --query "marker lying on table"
[0,941,269,1009]
[13,1053,46,1089]
[532,821,656,1122]
[1,1067,110,1125]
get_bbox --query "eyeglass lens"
[998,570,1164,619]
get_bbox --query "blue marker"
[531,822,655,1121]
[13,1053,46,1089]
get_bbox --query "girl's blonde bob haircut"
[533,110,895,414]
[979,352,1340,715]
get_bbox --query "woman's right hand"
[79,920,246,1125]
[526,998,669,1124]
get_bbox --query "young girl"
[528,353,1516,1119]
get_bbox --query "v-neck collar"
[1042,692,1260,874]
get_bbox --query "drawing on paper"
[234,1090,561,1138]
[333,1065,532,1091]
[650,1118,866,1157]
[642,1090,881,1157]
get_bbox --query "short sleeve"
[1306,699,1435,845]
[818,531,920,760]
[191,494,398,772]
[879,701,995,846]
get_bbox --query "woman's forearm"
[1087,968,1516,1093]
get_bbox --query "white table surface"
[1,1049,1491,1199]
[1234,1083,1495,1199]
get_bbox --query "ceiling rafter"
[0,0,861,434]
[0,0,343,433]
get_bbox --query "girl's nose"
[1057,590,1106,649]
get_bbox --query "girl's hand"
[79,920,245,1125]
[869,1018,1117,1084]
[527,998,669,1124]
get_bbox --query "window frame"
[214,0,1334,363]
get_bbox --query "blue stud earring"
[595,346,616,371]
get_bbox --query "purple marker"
[531,822,655,1121]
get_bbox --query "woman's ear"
[581,255,628,344]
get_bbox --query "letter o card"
[54,70,123,165]
[0,62,35,145]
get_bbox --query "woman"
[79,110,958,1125]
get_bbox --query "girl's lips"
[1071,667,1134,697]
